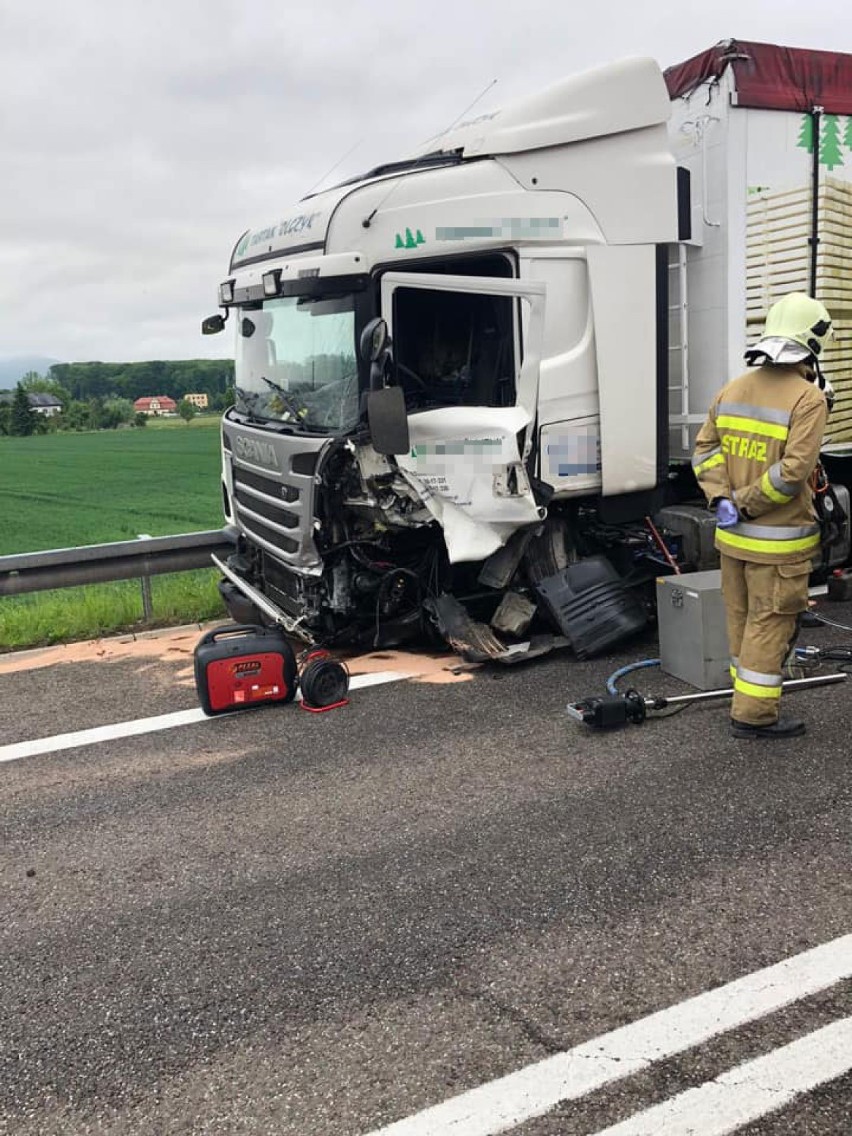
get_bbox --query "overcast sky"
[0,0,847,366]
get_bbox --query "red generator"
[194,624,297,715]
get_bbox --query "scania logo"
[234,435,279,469]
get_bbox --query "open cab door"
[376,271,547,563]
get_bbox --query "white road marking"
[364,934,852,1136]
[0,670,406,764]
[591,1015,852,1136]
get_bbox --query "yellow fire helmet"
[745,291,833,366]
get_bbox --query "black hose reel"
[298,649,350,712]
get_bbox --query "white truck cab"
[204,46,850,656]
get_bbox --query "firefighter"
[692,292,833,739]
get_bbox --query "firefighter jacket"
[692,364,827,564]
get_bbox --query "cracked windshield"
[235,294,358,431]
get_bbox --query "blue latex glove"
[715,498,739,528]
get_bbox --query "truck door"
[380,270,545,439]
[377,272,547,562]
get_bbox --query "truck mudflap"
[535,556,649,658]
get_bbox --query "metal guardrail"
[0,527,236,597]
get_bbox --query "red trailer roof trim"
[665,39,852,115]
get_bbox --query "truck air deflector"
[406,57,671,159]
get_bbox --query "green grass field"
[0,416,223,555]
[0,571,225,650]
[0,418,229,648]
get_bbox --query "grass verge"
[1,420,228,650]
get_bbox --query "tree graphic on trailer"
[797,114,815,154]
[820,115,843,170]
[797,114,848,168]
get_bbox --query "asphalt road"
[1,609,851,1135]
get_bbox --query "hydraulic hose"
[810,612,852,634]
[606,658,660,696]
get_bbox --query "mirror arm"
[370,355,388,392]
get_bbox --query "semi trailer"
[202,39,852,660]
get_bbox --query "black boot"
[730,717,806,739]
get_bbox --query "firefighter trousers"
[719,554,810,725]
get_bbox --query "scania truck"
[202,40,852,659]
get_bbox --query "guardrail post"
[137,534,154,622]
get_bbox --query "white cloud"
[0,0,847,363]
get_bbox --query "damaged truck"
[203,40,852,661]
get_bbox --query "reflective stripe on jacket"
[691,365,827,564]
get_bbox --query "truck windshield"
[234,294,359,432]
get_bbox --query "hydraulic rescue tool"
[567,672,848,730]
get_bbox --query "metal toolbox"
[656,570,731,690]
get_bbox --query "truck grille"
[232,464,299,503]
[239,514,299,556]
[232,487,299,530]
[223,416,329,573]
[230,465,300,555]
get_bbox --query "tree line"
[0,360,236,436]
[48,359,234,403]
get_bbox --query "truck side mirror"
[360,317,407,451]
[367,386,409,456]
[202,314,227,335]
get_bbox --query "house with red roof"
[133,396,177,416]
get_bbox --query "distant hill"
[0,355,61,387]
